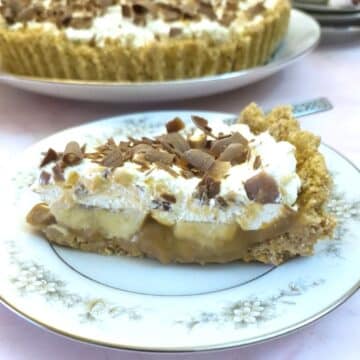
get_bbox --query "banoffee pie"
[26,104,335,264]
[0,0,290,81]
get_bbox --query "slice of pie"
[26,104,336,265]
[0,0,290,81]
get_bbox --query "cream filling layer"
[7,0,279,47]
[34,122,301,237]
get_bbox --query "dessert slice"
[26,104,335,265]
[0,0,290,81]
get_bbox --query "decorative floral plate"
[0,10,319,103]
[0,111,359,352]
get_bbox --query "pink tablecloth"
[0,33,359,360]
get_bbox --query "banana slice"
[50,202,147,239]
[174,221,237,248]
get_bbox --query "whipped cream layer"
[7,0,279,47]
[34,121,301,233]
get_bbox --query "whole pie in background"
[0,0,290,81]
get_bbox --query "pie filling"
[26,105,334,264]
[28,203,300,264]
[1,0,280,47]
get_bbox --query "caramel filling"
[27,203,299,264]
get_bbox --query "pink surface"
[0,34,359,359]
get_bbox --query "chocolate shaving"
[198,1,216,20]
[141,136,156,145]
[219,13,235,26]
[246,2,266,19]
[216,196,228,208]
[17,4,45,22]
[210,132,248,157]
[253,155,262,169]
[7,0,22,14]
[183,149,215,172]
[3,7,15,23]
[101,148,124,168]
[205,139,213,149]
[39,171,51,185]
[144,149,175,165]
[166,117,185,132]
[244,172,279,204]
[169,27,182,38]
[219,0,237,25]
[52,163,65,182]
[161,193,176,203]
[118,141,131,154]
[131,144,153,155]
[152,199,171,211]
[196,176,220,200]
[97,137,117,152]
[218,143,248,165]
[158,3,181,21]
[180,4,198,19]
[48,4,72,27]
[157,133,190,154]
[133,13,146,25]
[226,0,238,11]
[121,4,131,17]
[63,141,83,165]
[98,0,114,7]
[40,148,59,167]
[132,3,149,15]
[70,16,93,29]
[191,115,215,138]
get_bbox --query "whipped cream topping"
[34,121,301,231]
[6,0,279,47]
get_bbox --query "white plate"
[322,25,360,33]
[0,10,319,103]
[0,110,359,352]
[311,10,360,25]
[293,1,360,13]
